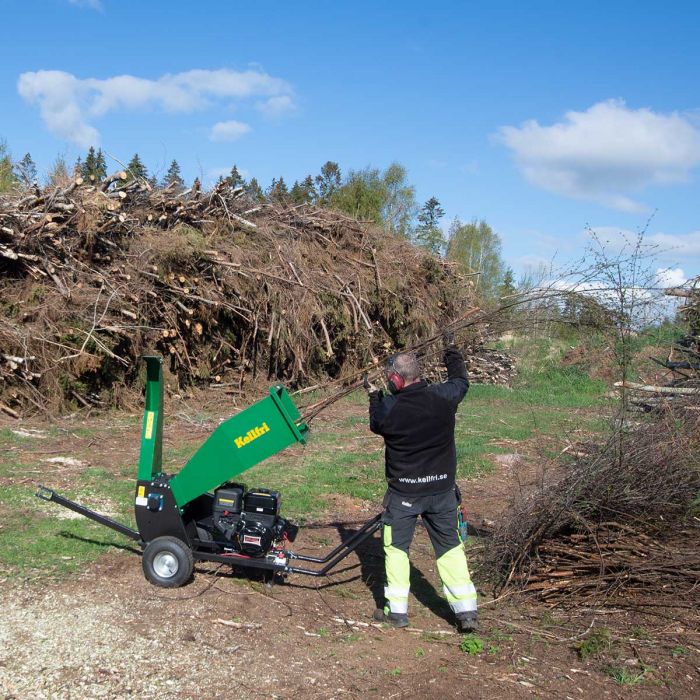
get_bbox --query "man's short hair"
[387,352,421,382]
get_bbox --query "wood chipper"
[36,356,382,587]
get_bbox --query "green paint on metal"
[170,385,308,507]
[137,356,164,481]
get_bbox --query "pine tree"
[226,165,245,189]
[246,177,264,201]
[161,160,184,191]
[414,197,446,254]
[268,176,289,201]
[73,156,83,179]
[301,175,317,203]
[498,268,516,298]
[95,149,107,181]
[81,148,96,181]
[81,147,107,182]
[125,153,148,182]
[290,177,317,204]
[14,153,38,186]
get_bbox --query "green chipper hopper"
[37,356,382,587]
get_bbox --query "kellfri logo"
[234,422,270,448]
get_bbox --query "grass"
[459,634,485,655]
[0,334,610,580]
[575,627,613,660]
[604,665,648,686]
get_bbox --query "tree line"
[0,139,513,299]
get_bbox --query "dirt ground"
[1,408,698,699]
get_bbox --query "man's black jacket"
[369,348,469,496]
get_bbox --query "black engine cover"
[234,514,275,556]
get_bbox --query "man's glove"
[442,329,456,348]
[363,373,379,394]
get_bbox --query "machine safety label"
[243,535,262,546]
[144,411,155,440]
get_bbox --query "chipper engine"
[37,356,382,587]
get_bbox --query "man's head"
[385,352,421,393]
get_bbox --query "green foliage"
[561,292,619,331]
[315,161,342,203]
[415,647,426,658]
[226,165,245,189]
[331,166,386,222]
[162,159,185,191]
[414,197,446,254]
[246,177,264,201]
[671,645,688,658]
[498,268,516,297]
[81,146,107,182]
[0,139,18,192]
[331,162,416,237]
[125,153,148,182]
[381,163,416,237]
[575,627,612,659]
[603,665,647,685]
[14,152,37,186]
[446,218,505,300]
[290,175,317,204]
[459,634,485,654]
[268,176,289,201]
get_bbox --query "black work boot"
[456,612,478,633]
[373,608,409,628]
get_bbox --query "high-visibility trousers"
[381,487,477,616]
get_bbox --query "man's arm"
[431,346,469,406]
[368,389,386,434]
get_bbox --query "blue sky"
[2,0,700,284]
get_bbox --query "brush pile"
[0,174,486,417]
[483,405,700,606]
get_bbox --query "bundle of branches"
[482,405,700,606]
[514,522,700,605]
[0,174,477,416]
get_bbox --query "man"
[366,339,477,631]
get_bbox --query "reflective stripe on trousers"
[437,544,477,613]
[383,524,410,614]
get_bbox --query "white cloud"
[647,230,700,258]
[256,95,296,118]
[68,0,103,9]
[655,267,687,288]
[498,99,700,212]
[210,120,251,142]
[17,68,293,147]
[588,226,700,260]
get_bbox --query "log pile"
[467,345,515,385]
[0,174,499,416]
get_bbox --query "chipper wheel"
[142,536,194,587]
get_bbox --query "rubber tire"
[142,536,194,588]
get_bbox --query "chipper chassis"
[36,356,382,587]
